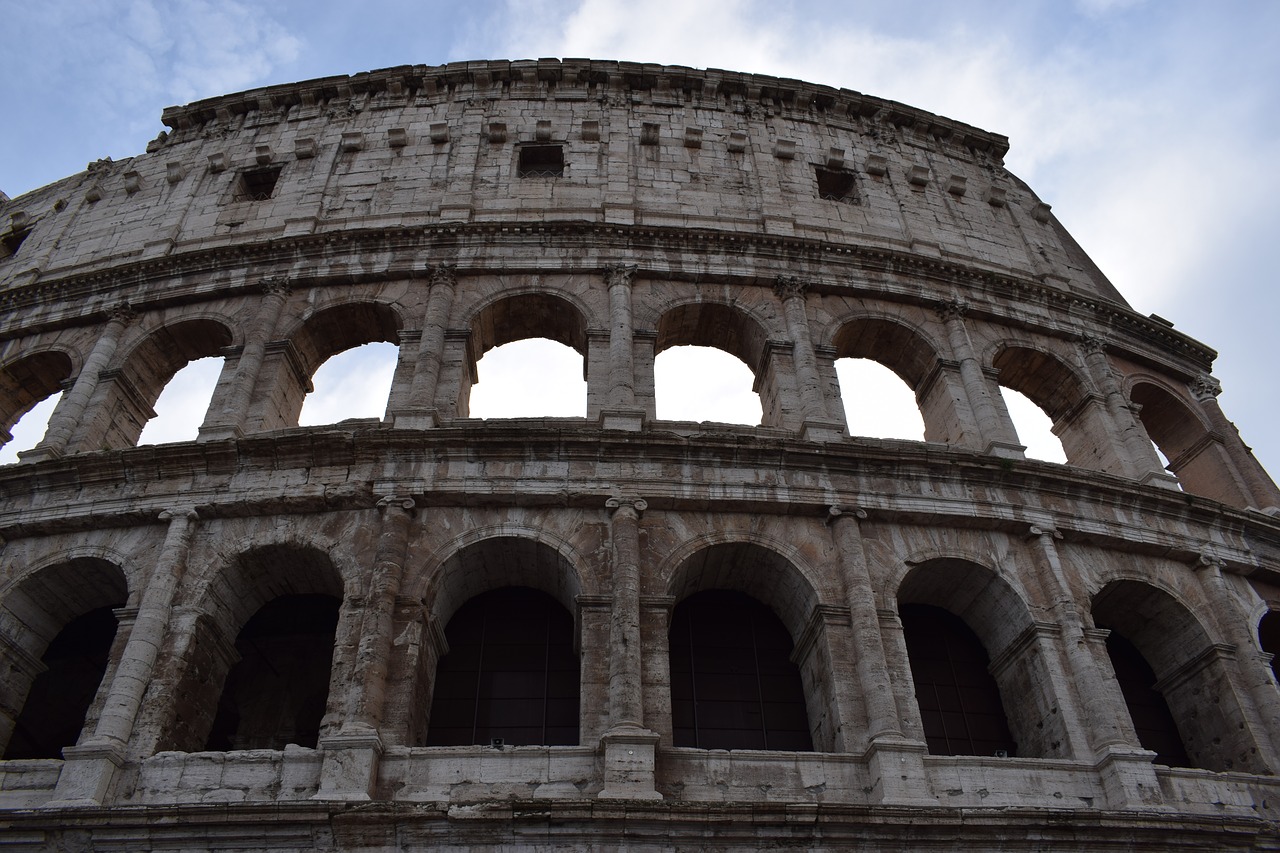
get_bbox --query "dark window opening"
[669,590,813,751]
[901,603,1016,757]
[518,145,565,178]
[205,594,339,751]
[426,587,579,747]
[1,227,32,260]
[239,167,282,201]
[1103,629,1192,767]
[5,607,118,760]
[1260,611,1280,684]
[815,167,856,203]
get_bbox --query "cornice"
[1,422,1275,564]
[157,59,1010,160]
[0,220,1216,372]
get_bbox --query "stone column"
[316,494,416,802]
[23,305,134,460]
[47,507,199,807]
[396,264,456,429]
[601,264,645,431]
[775,276,844,441]
[1192,552,1280,771]
[598,497,661,800]
[937,300,1023,458]
[1192,375,1280,511]
[828,506,935,805]
[1078,336,1175,486]
[199,277,290,441]
[1023,525,1164,809]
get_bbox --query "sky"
[1,0,1276,478]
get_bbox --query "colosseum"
[1,58,1279,850]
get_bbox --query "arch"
[204,593,341,750]
[425,586,579,747]
[654,301,775,427]
[991,345,1081,464]
[830,315,953,444]
[668,589,813,751]
[467,291,589,358]
[427,534,583,628]
[1259,610,1280,684]
[160,544,344,752]
[0,349,74,447]
[458,291,590,419]
[655,301,769,367]
[896,559,1062,758]
[95,318,235,449]
[666,541,831,751]
[0,558,129,758]
[665,540,821,640]
[1128,380,1247,502]
[1092,579,1251,771]
[258,300,403,430]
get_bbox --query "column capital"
[158,507,199,523]
[773,274,811,301]
[1078,334,1108,356]
[605,263,638,288]
[259,274,292,297]
[430,263,457,288]
[1193,550,1228,573]
[826,504,867,524]
[606,496,647,517]
[376,494,417,514]
[937,298,968,322]
[1191,373,1222,401]
[107,303,137,325]
[1027,524,1063,540]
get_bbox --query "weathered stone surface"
[1,59,1279,849]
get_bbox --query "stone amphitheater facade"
[2,59,1279,850]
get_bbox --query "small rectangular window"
[815,167,857,203]
[518,145,565,178]
[239,167,282,201]
[0,227,31,260]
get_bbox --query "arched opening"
[1000,386,1067,463]
[137,356,224,445]
[0,350,73,462]
[5,607,118,759]
[991,346,1084,464]
[205,594,340,750]
[1102,629,1191,767]
[463,293,588,419]
[655,346,760,425]
[0,558,128,758]
[1259,611,1280,684]
[897,559,1066,758]
[669,589,812,751]
[832,318,947,443]
[299,341,398,425]
[666,542,833,750]
[470,338,587,418]
[655,303,769,427]
[263,303,402,430]
[418,536,584,747]
[1130,381,1248,503]
[900,603,1015,757]
[834,358,925,440]
[96,319,233,450]
[426,587,579,746]
[1093,580,1255,771]
[160,544,344,752]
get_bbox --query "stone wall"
[1,60,1278,850]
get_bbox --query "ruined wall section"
[2,60,1109,305]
